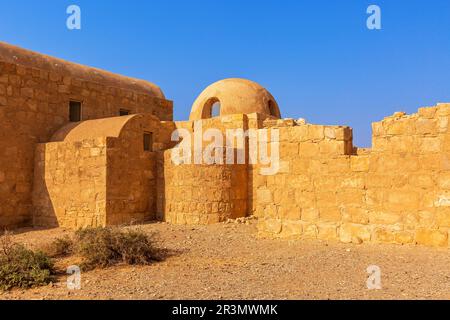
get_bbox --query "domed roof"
[0,42,165,99]
[189,78,281,120]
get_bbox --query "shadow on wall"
[32,138,109,229]
[156,151,166,222]
[32,144,58,228]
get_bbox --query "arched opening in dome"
[201,97,221,119]
[268,100,278,117]
[211,102,221,117]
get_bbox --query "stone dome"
[189,78,281,120]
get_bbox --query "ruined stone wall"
[33,138,107,228]
[256,104,450,247]
[0,59,172,228]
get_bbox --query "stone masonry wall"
[157,152,248,224]
[256,104,450,247]
[105,116,163,225]
[33,138,107,228]
[156,115,251,223]
[0,59,173,228]
[33,114,167,228]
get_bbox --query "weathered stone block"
[257,188,273,204]
[437,173,450,190]
[303,224,318,239]
[289,126,308,142]
[262,219,282,234]
[319,140,344,155]
[351,156,369,172]
[385,190,419,212]
[419,137,441,153]
[418,106,437,119]
[317,223,338,240]
[308,125,324,141]
[301,208,319,222]
[436,208,450,227]
[324,127,336,140]
[384,119,409,135]
[319,208,341,222]
[335,127,352,141]
[369,211,402,225]
[415,229,448,247]
[373,227,395,243]
[409,174,434,188]
[394,231,414,245]
[299,142,320,157]
[281,221,303,237]
[340,223,371,244]
[415,118,437,134]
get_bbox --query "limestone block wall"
[33,138,107,228]
[33,114,165,228]
[156,115,251,224]
[256,104,450,247]
[0,44,173,228]
[105,116,162,225]
[157,151,248,224]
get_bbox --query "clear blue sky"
[1,0,450,147]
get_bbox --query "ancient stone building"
[1,42,449,248]
[0,42,172,228]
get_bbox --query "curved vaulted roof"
[0,41,165,99]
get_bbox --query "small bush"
[74,228,159,270]
[46,236,73,257]
[0,233,54,291]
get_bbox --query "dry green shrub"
[73,227,160,270]
[0,232,54,291]
[46,236,73,257]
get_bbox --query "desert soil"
[1,220,449,300]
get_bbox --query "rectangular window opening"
[69,101,82,122]
[119,109,130,116]
[143,132,153,152]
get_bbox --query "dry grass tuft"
[0,232,55,291]
[48,227,162,271]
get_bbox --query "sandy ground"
[1,221,449,300]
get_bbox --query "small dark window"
[119,109,130,116]
[69,101,82,122]
[143,132,153,152]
